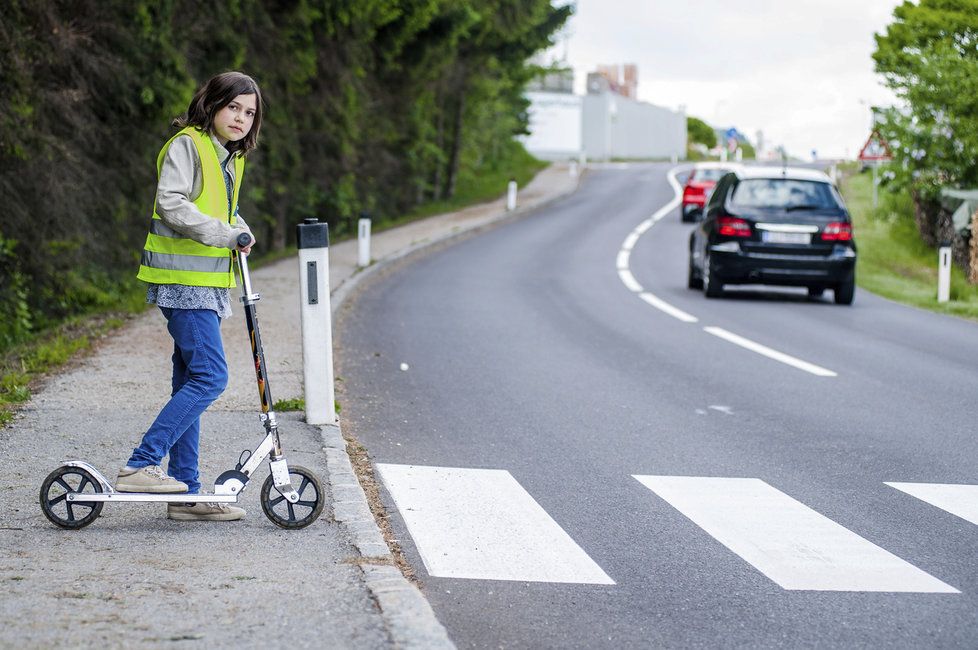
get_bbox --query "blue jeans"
[127,308,228,494]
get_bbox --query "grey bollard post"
[296,218,336,425]
[507,179,518,211]
[569,160,578,178]
[357,217,371,268]
[938,243,952,303]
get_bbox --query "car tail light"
[683,185,704,199]
[717,216,751,237]
[822,222,852,241]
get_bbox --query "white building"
[521,91,583,161]
[520,68,687,161]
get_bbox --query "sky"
[542,0,904,159]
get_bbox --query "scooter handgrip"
[237,232,253,248]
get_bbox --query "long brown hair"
[174,71,264,155]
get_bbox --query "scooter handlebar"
[237,232,254,249]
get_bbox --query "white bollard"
[357,217,371,268]
[569,160,578,178]
[829,164,838,183]
[670,151,678,165]
[579,152,587,169]
[296,218,336,425]
[735,147,743,162]
[506,180,517,211]
[938,245,952,303]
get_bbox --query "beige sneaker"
[116,465,188,493]
[167,502,245,521]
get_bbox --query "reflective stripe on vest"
[136,127,245,288]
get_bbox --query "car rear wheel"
[703,252,723,298]
[687,256,703,289]
[834,275,855,305]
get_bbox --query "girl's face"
[212,93,257,146]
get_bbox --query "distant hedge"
[0,0,569,349]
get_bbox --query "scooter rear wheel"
[40,466,104,529]
[260,464,325,529]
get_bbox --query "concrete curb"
[321,166,586,649]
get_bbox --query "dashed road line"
[703,326,838,377]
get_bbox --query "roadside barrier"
[296,218,336,425]
[358,216,372,268]
[938,242,951,303]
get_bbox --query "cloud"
[548,0,903,157]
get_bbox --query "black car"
[687,166,857,304]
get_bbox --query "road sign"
[858,129,892,162]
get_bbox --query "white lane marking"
[639,292,698,323]
[622,231,641,251]
[618,269,643,293]
[616,249,631,271]
[633,476,959,593]
[633,218,655,235]
[707,405,733,415]
[703,326,837,377]
[377,464,615,584]
[886,482,978,526]
[614,165,689,322]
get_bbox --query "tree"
[873,0,978,199]
[687,116,716,148]
[0,0,569,351]
[873,0,978,259]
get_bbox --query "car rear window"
[729,179,843,210]
[692,168,728,182]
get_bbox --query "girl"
[116,71,262,522]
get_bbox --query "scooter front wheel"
[40,466,104,529]
[260,464,325,529]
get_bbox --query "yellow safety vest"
[136,127,245,287]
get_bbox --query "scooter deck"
[67,492,239,503]
[59,460,241,504]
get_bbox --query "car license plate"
[762,231,810,245]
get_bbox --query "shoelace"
[144,466,176,481]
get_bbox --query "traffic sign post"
[858,130,893,209]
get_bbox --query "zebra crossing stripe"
[633,475,959,593]
[376,464,615,584]
[885,482,978,526]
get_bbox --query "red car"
[682,163,740,222]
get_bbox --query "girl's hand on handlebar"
[236,232,255,255]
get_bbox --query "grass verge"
[379,142,547,229]
[0,313,134,426]
[840,168,978,320]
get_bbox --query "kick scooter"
[39,234,325,529]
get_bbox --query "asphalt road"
[337,162,978,648]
